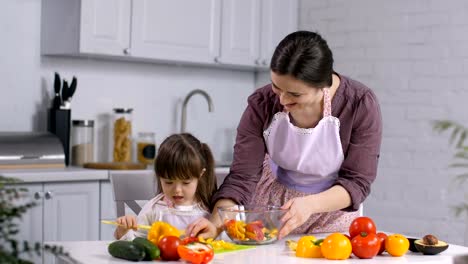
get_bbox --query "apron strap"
[323,88,332,117]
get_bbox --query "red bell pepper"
[177,241,214,264]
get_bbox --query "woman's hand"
[278,196,315,239]
[185,217,220,239]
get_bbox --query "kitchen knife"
[101,220,151,230]
[61,80,69,104]
[68,76,77,99]
[52,72,62,109]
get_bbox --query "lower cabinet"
[99,180,117,240]
[13,181,99,264]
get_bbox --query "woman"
[187,31,382,239]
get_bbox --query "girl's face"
[160,177,199,206]
[270,72,324,112]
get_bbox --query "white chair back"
[110,171,157,217]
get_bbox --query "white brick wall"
[300,0,468,245]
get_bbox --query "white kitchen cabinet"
[41,0,297,69]
[217,0,261,67]
[131,0,221,64]
[13,182,99,264]
[218,0,298,69]
[41,0,131,56]
[99,181,116,240]
[259,0,299,68]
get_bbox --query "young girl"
[114,133,217,240]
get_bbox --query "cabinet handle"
[214,57,220,63]
[262,60,268,66]
[44,191,54,200]
[255,59,261,65]
[123,48,131,55]
[34,191,43,200]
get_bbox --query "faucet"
[181,89,214,132]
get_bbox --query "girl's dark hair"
[270,31,334,88]
[155,133,216,209]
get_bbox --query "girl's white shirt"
[119,193,210,241]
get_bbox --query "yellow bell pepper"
[147,221,182,245]
[295,235,324,258]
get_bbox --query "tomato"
[245,222,265,241]
[321,233,352,260]
[351,232,380,259]
[377,232,387,255]
[157,236,181,261]
[385,234,409,257]
[295,235,323,258]
[177,242,214,264]
[349,216,377,238]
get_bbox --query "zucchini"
[133,237,160,260]
[108,240,146,261]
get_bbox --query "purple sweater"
[212,74,382,211]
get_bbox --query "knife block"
[48,109,71,166]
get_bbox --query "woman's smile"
[283,102,298,111]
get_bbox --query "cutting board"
[215,244,255,254]
[83,162,147,170]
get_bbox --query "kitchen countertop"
[49,234,468,264]
[0,166,230,183]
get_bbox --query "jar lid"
[72,120,94,127]
[113,108,133,113]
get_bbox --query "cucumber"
[133,237,160,260]
[108,240,146,261]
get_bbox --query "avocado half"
[414,239,449,255]
[407,238,419,253]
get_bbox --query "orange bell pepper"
[177,241,214,264]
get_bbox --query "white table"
[50,234,468,264]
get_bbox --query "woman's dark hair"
[270,31,334,88]
[155,133,217,210]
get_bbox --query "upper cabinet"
[217,0,261,67]
[41,0,298,70]
[260,0,299,68]
[131,0,221,64]
[41,0,131,56]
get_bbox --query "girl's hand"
[116,215,138,231]
[278,196,314,239]
[185,217,220,239]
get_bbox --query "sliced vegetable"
[147,221,182,245]
[177,242,214,264]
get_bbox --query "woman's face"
[160,177,199,206]
[270,72,323,112]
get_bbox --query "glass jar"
[71,120,94,166]
[112,108,133,162]
[137,132,156,166]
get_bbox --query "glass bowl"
[218,205,287,245]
